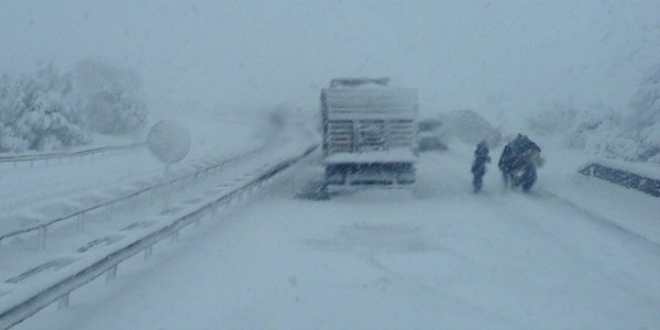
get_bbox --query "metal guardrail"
[0,145,317,330]
[579,162,660,197]
[0,147,264,246]
[0,143,145,167]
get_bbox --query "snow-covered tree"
[0,60,149,153]
[627,64,660,162]
[73,59,148,135]
[0,66,89,152]
[527,64,660,163]
[564,104,620,149]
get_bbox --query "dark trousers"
[472,162,486,192]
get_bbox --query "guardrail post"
[57,293,70,309]
[38,226,47,250]
[107,265,118,281]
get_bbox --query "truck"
[321,77,419,187]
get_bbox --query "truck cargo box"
[320,78,419,186]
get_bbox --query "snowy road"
[0,118,269,286]
[0,120,259,239]
[12,142,660,330]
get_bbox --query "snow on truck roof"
[330,77,390,88]
[322,87,418,115]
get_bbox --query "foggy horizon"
[1,0,659,121]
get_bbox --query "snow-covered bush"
[639,123,660,163]
[527,64,660,164]
[0,66,90,152]
[627,64,660,162]
[0,60,148,153]
[629,64,660,127]
[0,74,21,124]
[564,104,620,150]
[73,59,148,135]
[558,104,652,162]
[0,124,29,152]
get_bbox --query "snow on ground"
[0,109,263,223]
[0,112,265,283]
[534,135,660,244]
[9,131,659,330]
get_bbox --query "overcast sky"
[1,0,658,122]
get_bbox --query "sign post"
[147,120,191,212]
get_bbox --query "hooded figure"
[471,140,491,193]
[498,134,520,188]
[510,135,541,192]
[499,134,542,192]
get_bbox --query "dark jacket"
[510,135,541,172]
[472,141,491,175]
[498,144,514,172]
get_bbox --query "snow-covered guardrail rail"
[578,159,660,197]
[0,145,317,330]
[0,147,264,249]
[0,143,145,169]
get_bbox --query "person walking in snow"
[471,140,491,193]
[498,135,519,189]
[509,134,542,192]
[499,133,543,192]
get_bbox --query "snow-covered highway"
[10,138,660,330]
[2,0,660,328]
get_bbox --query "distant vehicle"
[418,119,447,151]
[321,77,419,186]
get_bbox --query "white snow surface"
[2,115,658,329]
[2,1,660,327]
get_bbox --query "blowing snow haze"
[1,0,659,119]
